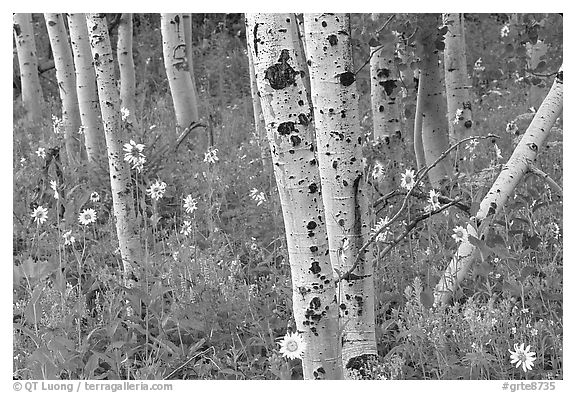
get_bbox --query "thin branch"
[354,14,396,75]
[377,198,463,261]
[527,162,563,196]
[336,134,498,283]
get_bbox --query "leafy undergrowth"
[13,22,562,380]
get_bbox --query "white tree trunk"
[117,13,139,129]
[413,70,426,171]
[44,13,82,165]
[182,13,200,121]
[443,13,473,145]
[434,67,563,306]
[526,40,549,109]
[246,13,342,380]
[417,14,452,189]
[86,13,143,284]
[244,26,271,170]
[303,13,377,371]
[67,13,102,164]
[161,13,198,132]
[13,13,43,128]
[370,34,404,192]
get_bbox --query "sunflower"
[278,332,306,360]
[509,343,536,372]
[452,226,468,243]
[78,208,97,226]
[31,206,48,225]
[401,169,416,190]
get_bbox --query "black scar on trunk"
[265,49,299,90]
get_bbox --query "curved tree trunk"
[182,13,200,119]
[434,67,563,306]
[416,13,452,189]
[67,13,102,165]
[161,13,198,133]
[244,27,271,171]
[246,13,342,380]
[13,13,43,130]
[86,13,143,284]
[303,13,377,372]
[413,69,426,171]
[44,13,82,165]
[117,13,139,129]
[370,32,404,192]
[443,13,473,145]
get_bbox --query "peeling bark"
[44,13,82,165]
[434,67,563,306]
[303,13,377,371]
[161,13,199,132]
[13,13,43,130]
[246,13,342,380]
[86,13,143,284]
[67,13,102,165]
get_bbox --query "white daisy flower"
[147,180,167,201]
[509,343,536,372]
[278,332,307,360]
[78,208,97,226]
[401,169,416,190]
[31,206,48,225]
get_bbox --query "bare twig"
[527,162,563,196]
[336,134,497,283]
[355,15,396,75]
[377,198,462,261]
[163,346,214,380]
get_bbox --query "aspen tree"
[67,13,102,164]
[161,13,198,132]
[44,13,82,165]
[370,31,404,192]
[443,13,473,144]
[413,70,426,171]
[86,13,143,284]
[415,13,452,189]
[526,40,549,108]
[244,31,271,170]
[117,13,139,128]
[13,13,43,129]
[434,67,563,306]
[303,13,377,371]
[182,13,200,120]
[246,13,342,380]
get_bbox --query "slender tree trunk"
[244,28,271,171]
[13,13,43,130]
[413,69,426,171]
[303,13,377,372]
[443,13,473,145]
[161,13,199,132]
[182,13,200,118]
[246,13,342,380]
[416,14,452,189]
[44,13,82,165]
[434,67,562,306]
[117,13,139,129]
[370,34,404,192]
[526,40,549,109]
[67,13,102,165]
[86,13,143,284]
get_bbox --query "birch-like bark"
[370,34,404,192]
[434,67,563,306]
[244,28,271,170]
[443,13,473,144]
[182,13,200,120]
[161,13,198,132]
[303,13,377,371]
[117,13,139,129]
[416,14,452,188]
[246,13,342,380]
[13,13,43,128]
[86,13,143,284]
[44,13,82,165]
[67,13,102,164]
